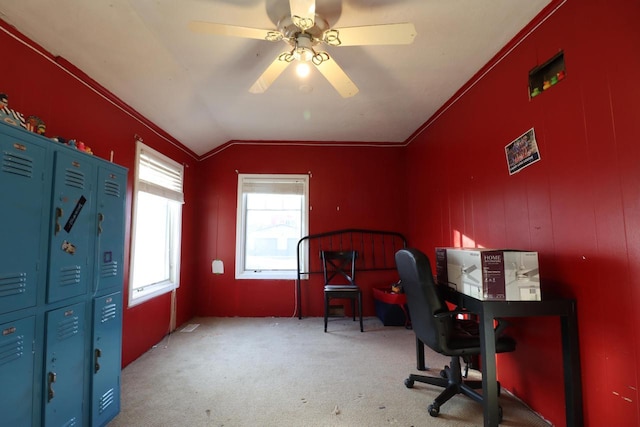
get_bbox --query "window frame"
[128,141,184,306]
[235,173,309,280]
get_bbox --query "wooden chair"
[321,250,363,332]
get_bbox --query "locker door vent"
[61,417,78,427]
[104,180,121,198]
[101,303,117,323]
[98,387,115,413]
[0,334,24,367]
[2,151,33,178]
[64,168,85,189]
[0,272,27,298]
[57,316,80,341]
[59,266,81,287]
[100,261,118,279]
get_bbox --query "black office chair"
[395,248,516,420]
[321,250,363,333]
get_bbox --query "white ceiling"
[0,0,551,156]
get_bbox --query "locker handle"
[48,371,56,402]
[54,207,63,235]
[97,213,104,235]
[95,348,102,373]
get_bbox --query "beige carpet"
[108,317,551,427]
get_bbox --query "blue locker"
[48,151,95,303]
[91,292,122,426]
[94,166,127,296]
[0,315,36,427]
[0,132,49,314]
[0,122,126,426]
[44,302,86,427]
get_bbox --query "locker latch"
[48,371,56,401]
[97,213,104,235]
[95,348,102,373]
[54,207,63,235]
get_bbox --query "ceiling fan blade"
[314,55,359,98]
[249,55,292,94]
[326,23,416,46]
[290,0,316,30]
[189,21,279,41]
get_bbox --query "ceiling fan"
[189,0,416,98]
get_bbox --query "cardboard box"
[435,248,541,301]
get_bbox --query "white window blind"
[138,148,184,203]
[241,178,306,195]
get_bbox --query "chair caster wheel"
[404,378,414,388]
[439,370,447,378]
[498,406,504,423]
[428,403,440,417]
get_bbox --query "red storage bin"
[372,287,409,327]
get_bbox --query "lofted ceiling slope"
[0,0,551,156]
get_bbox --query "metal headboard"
[296,228,407,318]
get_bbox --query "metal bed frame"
[295,228,407,319]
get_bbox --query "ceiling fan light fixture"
[293,33,315,61]
[296,62,311,78]
[294,46,314,62]
[189,4,415,98]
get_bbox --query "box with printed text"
[435,248,541,301]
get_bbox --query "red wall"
[0,21,200,367]
[404,1,640,426]
[4,1,640,425]
[194,143,406,318]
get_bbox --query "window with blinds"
[236,174,309,279]
[129,142,184,306]
[138,150,184,203]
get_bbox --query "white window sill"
[235,271,297,280]
[129,282,178,307]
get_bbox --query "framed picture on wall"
[505,127,540,175]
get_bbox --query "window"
[236,174,309,279]
[129,142,184,306]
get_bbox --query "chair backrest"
[395,248,452,353]
[321,250,358,286]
